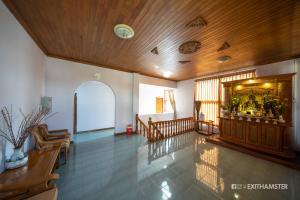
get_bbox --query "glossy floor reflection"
[55,132,300,200]
[74,129,115,143]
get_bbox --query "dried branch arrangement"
[0,106,55,149]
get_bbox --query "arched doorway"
[73,81,116,135]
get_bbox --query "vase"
[5,147,28,170]
[199,112,205,121]
[10,148,25,162]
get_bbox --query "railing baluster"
[166,121,168,137]
[136,115,194,142]
[168,121,170,138]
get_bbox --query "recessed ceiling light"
[217,55,232,63]
[154,65,159,69]
[114,24,134,39]
[163,71,173,78]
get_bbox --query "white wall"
[132,73,177,129]
[139,84,173,115]
[255,60,296,77]
[175,79,195,118]
[0,1,45,172]
[76,81,115,132]
[45,57,133,136]
[139,113,174,125]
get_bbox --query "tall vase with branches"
[195,101,201,120]
[0,106,54,167]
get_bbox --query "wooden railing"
[135,114,149,138]
[136,114,195,142]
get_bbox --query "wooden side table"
[196,120,214,135]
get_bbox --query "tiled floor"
[55,132,300,200]
[73,129,115,143]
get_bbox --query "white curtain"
[167,90,177,119]
[195,70,255,125]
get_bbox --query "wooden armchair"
[31,126,70,164]
[38,124,70,141]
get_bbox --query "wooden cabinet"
[261,124,280,151]
[246,122,261,146]
[231,120,245,143]
[219,117,294,159]
[221,118,232,139]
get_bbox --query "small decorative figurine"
[256,117,261,123]
[247,114,251,122]
[278,115,285,123]
[231,113,235,119]
[273,119,278,125]
[199,112,205,121]
[268,109,274,118]
[238,112,243,120]
[232,107,236,116]
[265,118,269,124]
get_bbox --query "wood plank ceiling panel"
[3,0,300,80]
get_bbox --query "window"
[195,70,255,125]
[195,78,219,124]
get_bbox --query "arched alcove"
[74,81,116,133]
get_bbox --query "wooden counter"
[219,117,295,159]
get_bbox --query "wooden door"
[246,122,261,146]
[156,97,163,113]
[261,124,280,151]
[73,93,77,134]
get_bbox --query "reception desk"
[219,117,295,159]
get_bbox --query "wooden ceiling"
[4,0,300,81]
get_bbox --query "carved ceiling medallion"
[186,16,207,28]
[179,41,201,54]
[217,42,230,51]
[151,47,159,55]
[178,60,191,64]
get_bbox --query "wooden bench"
[25,187,57,200]
[0,146,61,200]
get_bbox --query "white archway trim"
[75,81,116,132]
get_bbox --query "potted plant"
[220,104,229,117]
[276,101,286,123]
[262,93,277,116]
[231,95,241,112]
[0,106,53,169]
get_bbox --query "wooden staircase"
[136,114,195,142]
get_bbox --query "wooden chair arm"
[47,173,60,181]
[48,129,68,133]
[39,140,65,145]
[47,134,70,139]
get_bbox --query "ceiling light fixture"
[163,71,173,78]
[217,55,232,63]
[114,24,134,39]
[154,65,159,69]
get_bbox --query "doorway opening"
[73,81,116,139]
